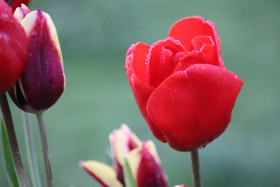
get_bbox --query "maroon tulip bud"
[126,141,168,187]
[9,9,65,113]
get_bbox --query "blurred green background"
[1,0,280,186]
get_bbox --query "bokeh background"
[1,0,280,186]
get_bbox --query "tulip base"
[190,150,202,187]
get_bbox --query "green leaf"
[123,159,136,187]
[1,119,20,187]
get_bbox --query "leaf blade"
[123,159,136,187]
[1,119,20,187]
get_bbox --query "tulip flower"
[9,6,65,114]
[80,124,169,187]
[126,141,168,187]
[8,0,30,12]
[109,124,141,184]
[0,0,27,94]
[7,6,65,187]
[125,16,243,152]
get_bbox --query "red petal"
[126,42,150,83]
[125,43,167,142]
[147,37,185,87]
[0,1,27,94]
[146,64,243,151]
[168,16,224,67]
[191,35,213,51]
[173,36,217,73]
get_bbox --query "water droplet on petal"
[201,66,206,72]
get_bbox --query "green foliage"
[1,120,19,187]
[124,159,136,187]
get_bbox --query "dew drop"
[201,66,206,72]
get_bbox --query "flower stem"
[0,94,29,187]
[190,150,203,187]
[36,113,53,187]
[22,112,42,187]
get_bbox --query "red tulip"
[9,7,65,113]
[0,0,27,94]
[8,0,30,12]
[125,16,243,151]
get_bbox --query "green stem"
[190,150,203,187]
[36,113,53,187]
[0,94,29,187]
[22,112,42,187]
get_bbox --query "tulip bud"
[109,124,141,184]
[174,185,187,187]
[8,0,30,12]
[126,141,168,187]
[80,161,123,187]
[9,9,65,113]
[0,0,27,94]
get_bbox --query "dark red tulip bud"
[9,8,65,113]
